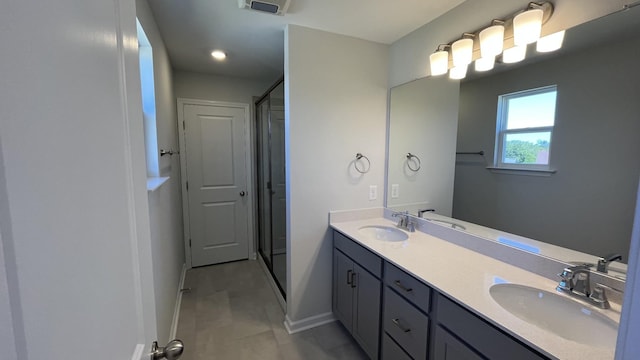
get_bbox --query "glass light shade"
[449,64,468,80]
[502,45,527,63]
[475,56,495,72]
[211,50,227,60]
[513,8,544,46]
[536,30,566,52]
[429,50,449,76]
[452,38,474,67]
[479,25,505,57]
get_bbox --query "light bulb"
[452,38,474,67]
[513,8,544,46]
[429,50,449,76]
[479,24,505,58]
[537,30,565,52]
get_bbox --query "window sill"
[486,166,556,177]
[147,176,170,192]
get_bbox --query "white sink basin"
[490,284,618,348]
[358,225,408,242]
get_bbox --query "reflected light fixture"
[475,56,495,72]
[211,50,227,60]
[479,21,505,58]
[502,45,527,63]
[449,64,468,80]
[513,5,544,46]
[429,45,450,76]
[452,34,474,67]
[536,30,565,52]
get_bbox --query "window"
[494,85,557,172]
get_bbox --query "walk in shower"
[255,79,286,298]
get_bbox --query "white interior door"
[182,102,250,267]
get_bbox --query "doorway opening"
[255,78,286,298]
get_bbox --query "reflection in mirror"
[386,7,640,277]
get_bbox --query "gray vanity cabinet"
[333,231,382,359]
[433,294,547,360]
[432,325,485,360]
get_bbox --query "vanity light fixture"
[513,4,545,46]
[429,44,450,76]
[475,56,495,72]
[427,2,554,80]
[479,21,505,58]
[502,45,527,63]
[211,50,227,60]
[536,30,565,52]
[451,34,475,67]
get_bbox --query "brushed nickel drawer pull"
[392,318,411,333]
[347,270,353,285]
[394,280,413,292]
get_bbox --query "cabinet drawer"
[436,294,547,360]
[334,231,382,278]
[382,333,412,360]
[385,262,431,313]
[384,287,429,360]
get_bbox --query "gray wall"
[454,35,640,260]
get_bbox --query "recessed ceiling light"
[211,50,226,60]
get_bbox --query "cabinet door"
[333,249,354,332]
[433,326,485,360]
[352,263,381,360]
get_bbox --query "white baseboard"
[257,255,286,311]
[169,263,187,339]
[284,312,336,334]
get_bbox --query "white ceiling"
[146,0,466,82]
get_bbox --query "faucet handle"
[596,253,623,273]
[589,283,616,309]
[556,268,574,292]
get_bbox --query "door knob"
[239,191,246,196]
[151,339,184,360]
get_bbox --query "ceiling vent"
[238,0,291,16]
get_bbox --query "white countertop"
[329,214,621,360]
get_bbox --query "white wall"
[0,0,157,358]
[174,71,272,104]
[389,0,626,87]
[136,0,185,344]
[285,25,389,325]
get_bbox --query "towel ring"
[406,153,421,172]
[354,153,371,174]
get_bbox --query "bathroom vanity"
[330,209,622,360]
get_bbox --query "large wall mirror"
[386,6,640,278]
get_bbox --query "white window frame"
[493,85,557,173]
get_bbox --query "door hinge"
[182,121,185,130]
[189,239,191,247]
[186,181,189,191]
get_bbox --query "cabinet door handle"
[347,270,353,285]
[392,318,411,333]
[351,272,357,288]
[394,280,413,293]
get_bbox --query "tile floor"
[176,260,368,360]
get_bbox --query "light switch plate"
[369,185,377,201]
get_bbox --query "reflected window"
[495,86,557,170]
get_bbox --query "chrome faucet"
[417,208,435,218]
[392,211,415,232]
[556,264,615,309]
[596,253,623,273]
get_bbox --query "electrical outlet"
[391,184,399,198]
[369,185,377,201]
